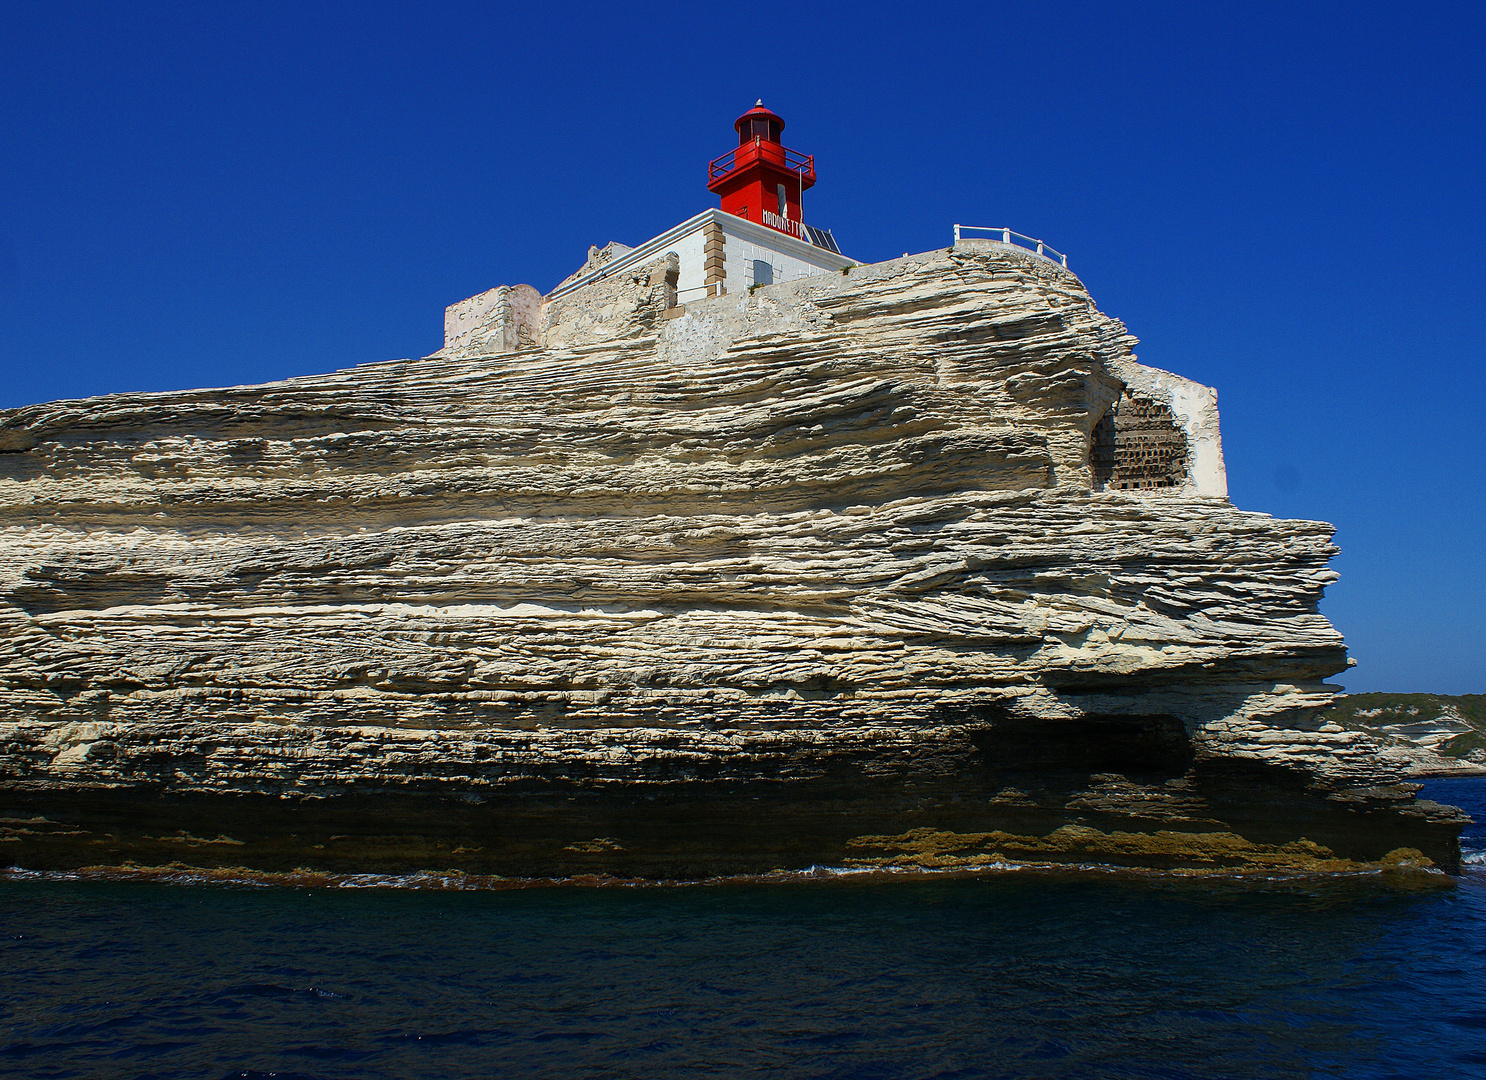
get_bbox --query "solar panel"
[803,225,841,254]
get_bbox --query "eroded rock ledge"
[0,244,1465,876]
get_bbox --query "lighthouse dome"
[734,100,784,144]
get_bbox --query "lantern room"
[707,101,817,242]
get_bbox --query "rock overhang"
[0,232,1464,878]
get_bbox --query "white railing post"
[955,225,1068,270]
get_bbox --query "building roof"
[545,208,856,302]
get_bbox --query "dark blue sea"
[3,778,1485,1080]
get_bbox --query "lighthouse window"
[752,260,774,286]
[777,185,788,217]
[739,118,780,144]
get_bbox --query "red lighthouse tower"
[707,101,816,242]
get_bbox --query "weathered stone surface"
[434,283,541,358]
[0,243,1464,876]
[1320,693,1486,774]
[542,252,679,348]
[551,241,634,294]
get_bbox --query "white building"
[432,208,858,359]
[548,208,855,306]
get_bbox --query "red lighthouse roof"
[734,100,785,139]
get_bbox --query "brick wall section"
[703,221,726,297]
[1091,391,1190,490]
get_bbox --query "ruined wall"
[1091,391,1190,490]
[541,253,679,349]
[437,284,541,358]
[551,242,634,294]
[1106,358,1228,497]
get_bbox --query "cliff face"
[0,243,1464,877]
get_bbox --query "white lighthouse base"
[430,209,857,359]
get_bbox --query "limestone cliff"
[0,242,1465,877]
[1321,693,1486,774]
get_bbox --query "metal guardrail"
[953,224,1067,268]
[709,140,815,184]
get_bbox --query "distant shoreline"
[1414,765,1486,779]
[1323,693,1486,774]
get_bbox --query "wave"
[0,857,1453,893]
[0,862,1021,892]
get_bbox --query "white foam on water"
[3,856,1452,892]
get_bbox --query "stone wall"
[551,242,633,294]
[437,284,541,358]
[541,253,679,349]
[1107,358,1227,497]
[1091,391,1190,490]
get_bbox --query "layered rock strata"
[1321,693,1486,774]
[0,242,1465,877]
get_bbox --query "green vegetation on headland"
[1320,694,1486,762]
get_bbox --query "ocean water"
[2,779,1484,1080]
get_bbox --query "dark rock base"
[1,758,1464,879]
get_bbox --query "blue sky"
[1,2,1482,693]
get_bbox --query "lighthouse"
[438,104,857,355]
[535,104,851,308]
[707,101,817,244]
